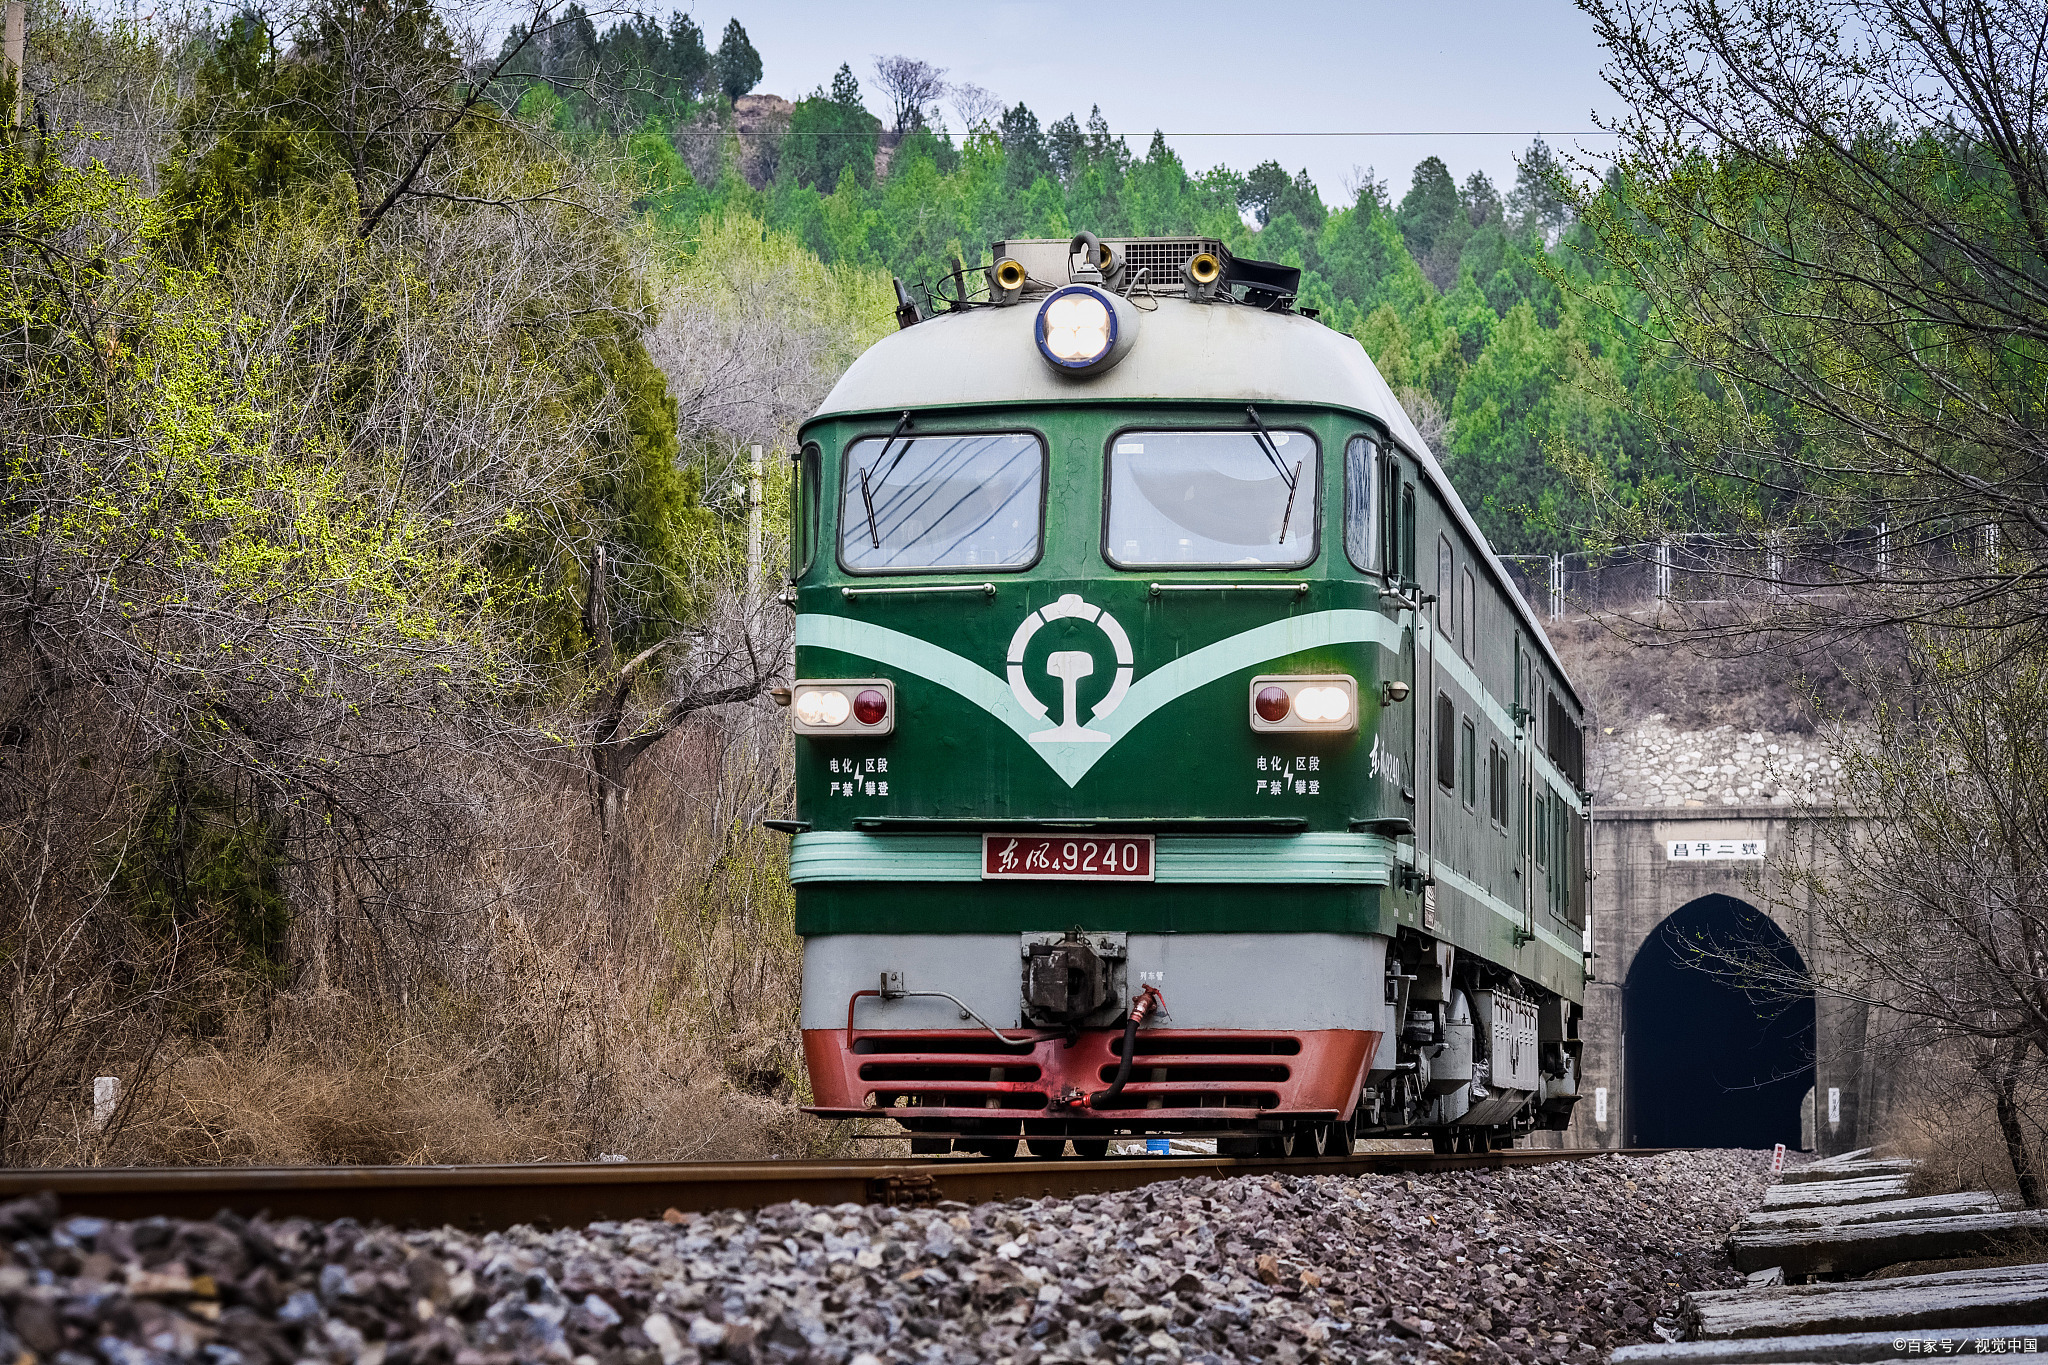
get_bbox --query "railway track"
[0,1147,1671,1232]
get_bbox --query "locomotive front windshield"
[840,432,1044,572]
[1105,430,1318,567]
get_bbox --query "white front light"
[1033,285,1135,376]
[794,688,849,727]
[1298,686,1350,724]
[1043,293,1111,361]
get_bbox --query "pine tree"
[713,18,760,101]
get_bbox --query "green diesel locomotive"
[782,234,1587,1157]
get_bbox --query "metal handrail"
[845,988,1042,1049]
[1147,582,1309,597]
[841,583,997,600]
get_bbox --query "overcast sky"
[706,0,1623,206]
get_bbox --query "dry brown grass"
[1881,1059,2045,1205]
[13,697,849,1168]
[1542,614,1888,732]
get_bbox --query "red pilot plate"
[981,834,1155,882]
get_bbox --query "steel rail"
[0,1149,1676,1233]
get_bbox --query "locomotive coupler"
[1021,929,1127,1027]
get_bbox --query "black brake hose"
[1090,1008,1144,1109]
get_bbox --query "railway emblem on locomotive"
[1006,593,1134,744]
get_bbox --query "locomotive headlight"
[1297,686,1350,723]
[791,679,894,735]
[1249,675,1359,733]
[1043,293,1111,361]
[794,688,848,727]
[1034,285,1138,377]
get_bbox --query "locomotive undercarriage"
[1357,927,1584,1153]
[801,927,1581,1157]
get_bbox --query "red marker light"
[854,689,889,726]
[1255,686,1291,723]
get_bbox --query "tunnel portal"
[1623,893,1815,1149]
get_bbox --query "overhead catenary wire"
[178,125,1619,137]
[658,128,1620,138]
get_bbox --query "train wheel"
[1431,1131,1458,1154]
[1301,1123,1333,1157]
[968,1137,1020,1159]
[1072,1139,1110,1159]
[1258,1129,1298,1158]
[1024,1121,1066,1159]
[1329,1123,1355,1156]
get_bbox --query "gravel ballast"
[0,1149,1770,1364]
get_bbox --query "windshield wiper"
[1246,405,1302,545]
[857,466,881,548]
[1277,457,1304,545]
[858,411,913,550]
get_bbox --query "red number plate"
[981,834,1155,882]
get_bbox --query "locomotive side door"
[1514,641,1535,942]
[1381,452,1421,862]
[1395,471,1428,925]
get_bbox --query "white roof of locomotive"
[809,296,1578,705]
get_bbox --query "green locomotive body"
[787,236,1587,1156]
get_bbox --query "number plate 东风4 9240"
[981,834,1154,881]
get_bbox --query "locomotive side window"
[840,431,1044,573]
[1379,453,1401,578]
[1401,483,1417,582]
[1436,537,1454,638]
[1460,717,1477,810]
[1551,796,1569,915]
[1461,568,1476,660]
[1489,742,1510,828]
[1343,435,1378,573]
[791,442,821,580]
[1435,691,1456,790]
[1105,429,1318,567]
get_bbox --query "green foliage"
[585,328,712,644]
[160,13,315,247]
[780,65,879,191]
[2,147,515,671]
[712,19,761,102]
[630,114,703,225]
[492,5,712,135]
[113,769,290,986]
[156,1,716,664]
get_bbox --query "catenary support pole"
[4,1,24,128]
[747,444,764,598]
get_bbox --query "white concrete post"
[1547,553,1563,620]
[92,1076,120,1130]
[1655,538,1672,602]
[746,444,764,598]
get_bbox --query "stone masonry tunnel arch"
[1623,893,1815,1149]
